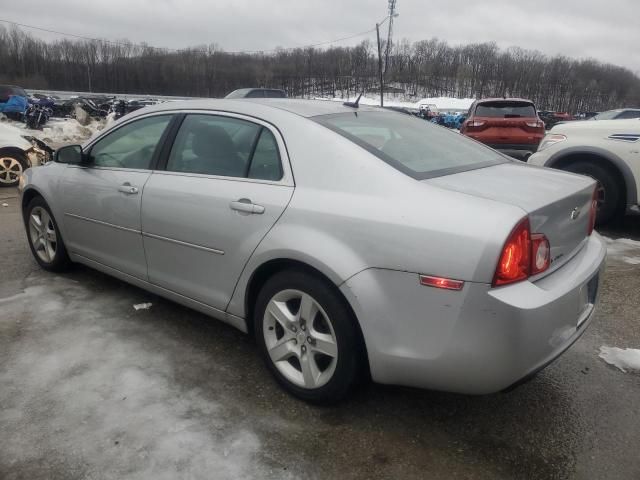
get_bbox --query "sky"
[2,0,639,73]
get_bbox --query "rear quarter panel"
[226,117,526,318]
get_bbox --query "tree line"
[1,25,638,112]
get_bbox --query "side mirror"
[54,145,86,165]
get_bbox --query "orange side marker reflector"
[419,275,464,291]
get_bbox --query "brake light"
[493,218,531,286]
[467,120,486,129]
[492,217,551,287]
[588,187,598,235]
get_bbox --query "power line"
[0,18,375,55]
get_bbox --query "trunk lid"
[426,162,596,272]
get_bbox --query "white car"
[0,123,51,187]
[529,119,640,224]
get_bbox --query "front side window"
[314,111,506,179]
[166,114,282,180]
[89,115,172,169]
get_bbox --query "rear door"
[141,112,294,310]
[61,114,173,279]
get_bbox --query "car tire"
[0,150,29,188]
[24,196,71,272]
[564,161,621,226]
[254,269,364,404]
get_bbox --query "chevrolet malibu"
[19,99,606,403]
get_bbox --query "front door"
[61,114,173,279]
[141,113,294,310]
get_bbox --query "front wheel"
[564,161,622,226]
[254,270,364,403]
[0,150,28,187]
[24,196,71,271]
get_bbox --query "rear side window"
[248,129,282,180]
[616,111,640,119]
[314,111,505,179]
[167,114,283,180]
[475,102,536,118]
[264,89,287,98]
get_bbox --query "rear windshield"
[475,101,536,118]
[313,111,506,179]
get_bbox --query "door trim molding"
[142,231,225,255]
[64,212,141,234]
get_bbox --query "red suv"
[460,98,545,160]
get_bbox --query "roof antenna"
[343,92,363,108]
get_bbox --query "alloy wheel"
[263,289,338,389]
[28,206,58,263]
[0,157,23,185]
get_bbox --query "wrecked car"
[0,123,53,187]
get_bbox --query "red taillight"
[493,218,531,286]
[420,275,465,291]
[588,187,598,235]
[465,120,487,132]
[492,217,551,287]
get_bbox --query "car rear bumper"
[340,233,606,394]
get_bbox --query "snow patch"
[603,236,640,265]
[0,275,291,479]
[330,94,474,112]
[133,302,153,311]
[599,346,640,373]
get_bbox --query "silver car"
[19,99,607,403]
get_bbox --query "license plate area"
[577,273,599,328]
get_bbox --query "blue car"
[0,85,29,117]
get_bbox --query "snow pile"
[599,346,640,373]
[330,95,474,112]
[0,116,108,148]
[603,236,640,265]
[35,118,107,146]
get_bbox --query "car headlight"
[538,134,566,152]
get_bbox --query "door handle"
[118,183,139,195]
[230,199,265,214]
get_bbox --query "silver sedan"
[19,99,607,403]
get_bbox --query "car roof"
[126,98,383,119]
[475,98,534,104]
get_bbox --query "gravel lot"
[1,186,639,480]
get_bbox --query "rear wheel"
[24,196,71,271]
[563,161,622,226]
[254,270,364,403]
[0,150,28,187]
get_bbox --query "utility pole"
[376,22,384,107]
[385,0,397,74]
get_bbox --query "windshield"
[313,111,507,179]
[475,101,536,118]
[224,89,252,99]
[593,110,621,120]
